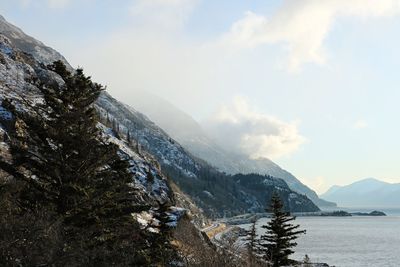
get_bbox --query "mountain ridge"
[128,91,335,208]
[321,178,400,207]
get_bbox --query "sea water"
[239,209,400,267]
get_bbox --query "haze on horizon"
[2,0,400,194]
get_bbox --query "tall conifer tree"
[127,130,131,144]
[0,61,152,265]
[259,193,306,267]
[244,218,258,266]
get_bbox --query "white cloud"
[353,119,368,129]
[68,0,400,129]
[129,0,198,31]
[222,0,400,71]
[203,96,306,160]
[70,0,219,113]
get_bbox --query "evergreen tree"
[150,201,177,266]
[302,254,312,267]
[111,118,120,139]
[259,193,306,267]
[244,218,258,266]
[127,129,131,144]
[112,118,116,132]
[146,167,155,184]
[0,61,152,265]
[136,129,141,154]
[106,111,110,124]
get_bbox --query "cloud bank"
[64,0,397,164]
[222,0,400,71]
[204,97,306,160]
[69,0,400,116]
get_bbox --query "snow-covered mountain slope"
[0,15,69,67]
[95,91,319,216]
[127,91,335,208]
[321,178,400,208]
[0,15,319,218]
[95,93,200,179]
[0,26,170,210]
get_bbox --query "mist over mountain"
[321,178,400,208]
[0,15,319,219]
[129,91,335,208]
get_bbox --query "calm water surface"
[240,212,400,267]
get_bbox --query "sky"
[1,0,400,194]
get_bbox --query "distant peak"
[355,177,383,184]
[320,185,342,196]
[361,177,379,182]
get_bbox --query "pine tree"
[146,167,155,184]
[302,254,312,267]
[259,193,306,267]
[136,129,141,154]
[106,112,110,124]
[111,118,121,139]
[244,217,258,266]
[0,61,152,265]
[112,118,116,132]
[127,130,131,144]
[150,201,177,265]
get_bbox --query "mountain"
[128,91,335,208]
[0,15,319,218]
[0,15,180,219]
[321,178,400,207]
[0,15,69,67]
[95,92,320,217]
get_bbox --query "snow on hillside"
[0,33,176,215]
[0,15,321,219]
[0,15,70,67]
[96,93,200,179]
[92,80,320,216]
[126,91,336,208]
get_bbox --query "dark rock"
[351,210,386,216]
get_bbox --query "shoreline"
[219,210,387,225]
[202,223,333,267]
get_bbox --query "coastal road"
[201,222,228,240]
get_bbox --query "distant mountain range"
[129,91,335,208]
[321,178,400,208]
